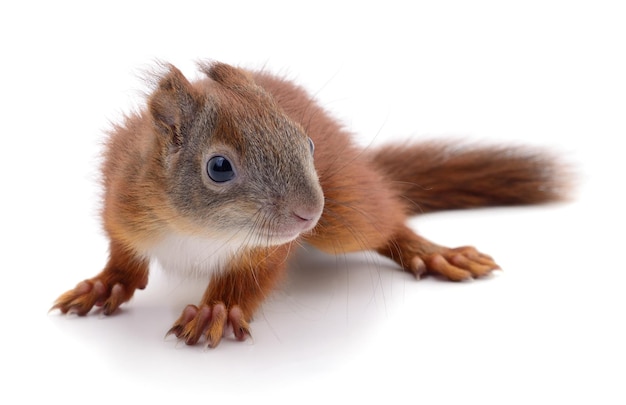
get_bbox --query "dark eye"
[207,156,235,183]
[308,137,315,156]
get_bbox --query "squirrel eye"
[308,137,315,156]
[207,156,235,183]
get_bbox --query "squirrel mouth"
[253,204,322,246]
[261,214,320,245]
[265,226,313,245]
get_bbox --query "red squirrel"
[52,62,567,348]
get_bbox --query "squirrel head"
[146,62,324,247]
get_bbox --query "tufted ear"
[198,61,254,88]
[148,64,201,148]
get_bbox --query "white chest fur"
[144,233,241,279]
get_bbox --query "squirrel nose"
[294,212,313,222]
[292,206,323,226]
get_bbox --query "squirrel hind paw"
[424,246,501,281]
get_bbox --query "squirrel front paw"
[51,245,149,316]
[51,272,148,316]
[166,303,251,348]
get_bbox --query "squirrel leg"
[167,244,292,348]
[377,225,500,281]
[51,241,149,315]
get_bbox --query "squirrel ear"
[199,61,253,88]
[148,65,200,148]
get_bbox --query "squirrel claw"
[168,303,251,348]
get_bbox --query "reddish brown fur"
[252,72,408,253]
[370,142,568,214]
[52,62,568,348]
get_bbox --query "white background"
[1,1,624,403]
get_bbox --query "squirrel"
[52,61,568,348]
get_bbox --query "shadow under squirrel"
[52,61,568,348]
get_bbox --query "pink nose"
[292,207,322,228]
[294,212,313,222]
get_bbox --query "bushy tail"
[369,141,571,215]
